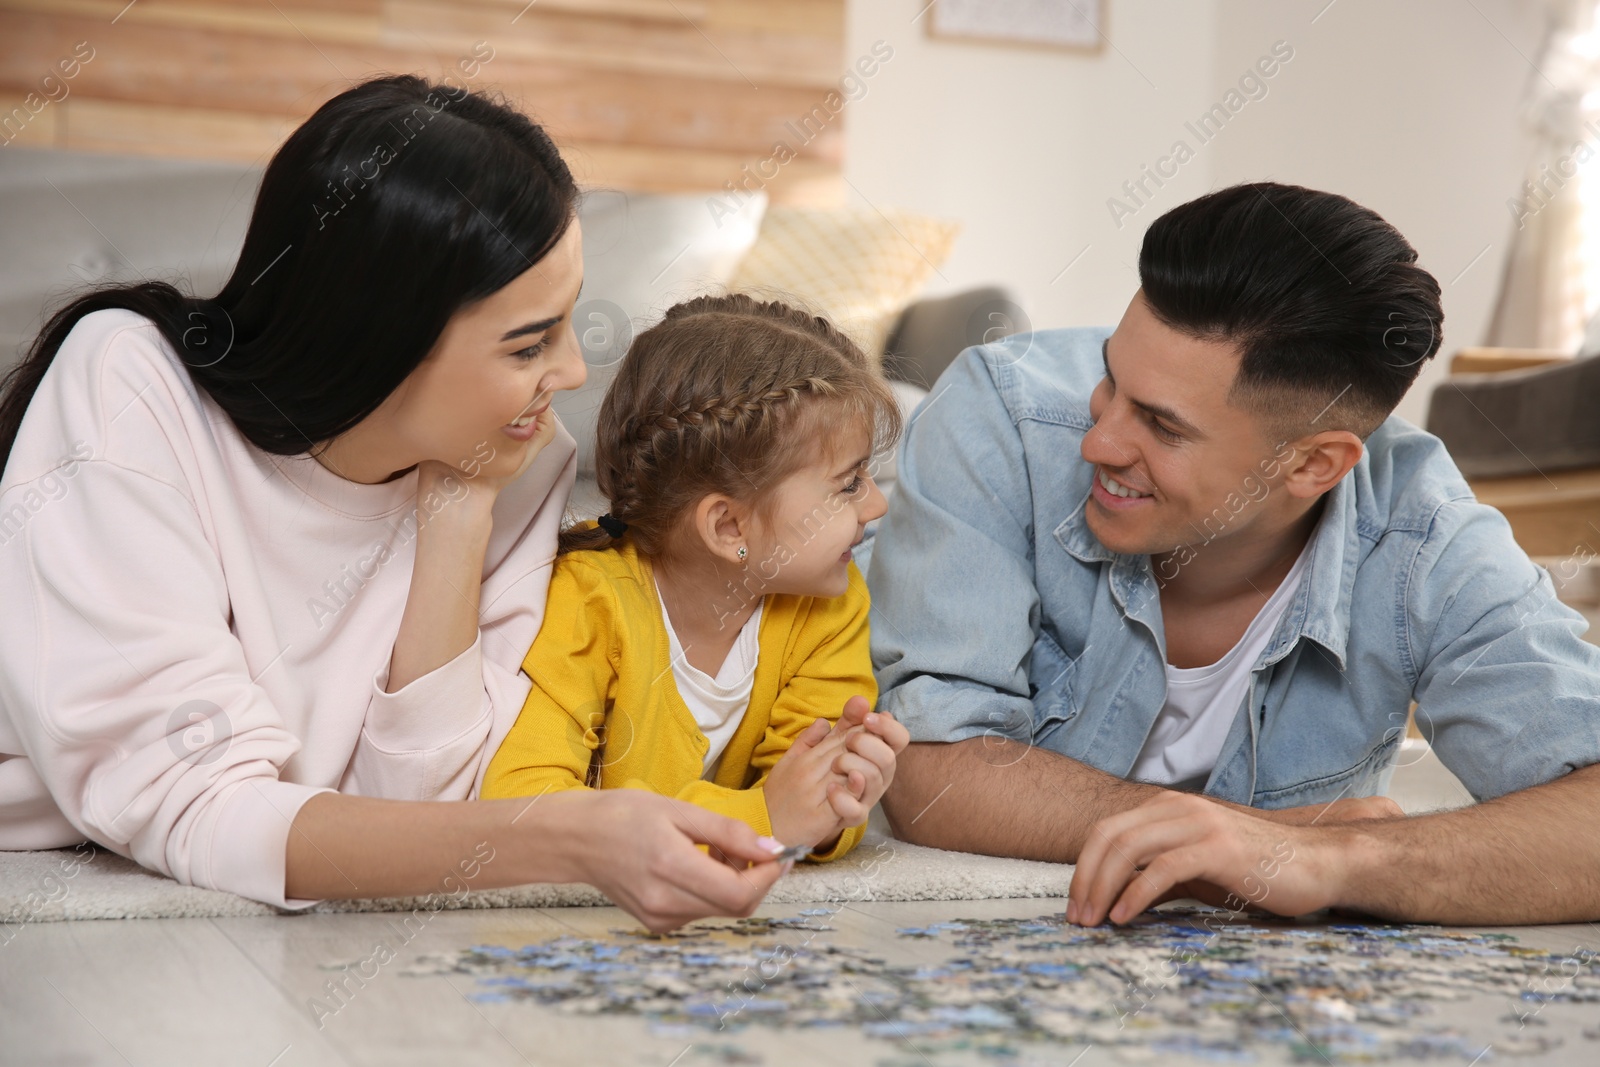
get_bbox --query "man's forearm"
[1335,763,1600,924]
[881,738,1163,862]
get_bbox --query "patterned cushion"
[729,205,961,365]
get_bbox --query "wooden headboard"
[0,0,846,204]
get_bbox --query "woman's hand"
[384,413,558,692]
[452,405,560,503]
[566,790,789,933]
[286,791,785,934]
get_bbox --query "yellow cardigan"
[482,530,873,861]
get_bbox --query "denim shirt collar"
[1053,470,1359,671]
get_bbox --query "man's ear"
[692,494,750,565]
[1281,430,1364,499]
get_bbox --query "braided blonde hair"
[559,292,903,559]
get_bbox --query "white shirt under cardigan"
[0,309,576,908]
[1128,543,1311,791]
[654,574,764,778]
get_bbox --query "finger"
[823,718,867,748]
[788,717,833,754]
[662,843,787,922]
[1068,801,1197,925]
[1078,815,1206,927]
[830,751,881,793]
[805,723,860,761]
[659,814,787,917]
[671,801,785,865]
[866,713,912,753]
[826,781,866,825]
[1067,814,1122,924]
[1168,879,1241,911]
[1346,797,1402,821]
[1106,845,1213,924]
[844,731,896,771]
[837,695,872,729]
[790,732,853,776]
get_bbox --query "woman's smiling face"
[318,218,588,484]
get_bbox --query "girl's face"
[322,219,588,484]
[747,421,887,598]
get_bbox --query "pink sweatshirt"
[0,310,576,908]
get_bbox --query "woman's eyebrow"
[499,315,562,342]
[499,277,584,342]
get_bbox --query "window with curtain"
[1490,0,1600,352]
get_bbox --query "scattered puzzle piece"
[404,909,1600,1063]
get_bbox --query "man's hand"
[1065,793,1357,926]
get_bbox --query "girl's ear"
[692,493,750,565]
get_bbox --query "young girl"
[482,293,910,860]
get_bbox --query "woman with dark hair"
[0,75,786,931]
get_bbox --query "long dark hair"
[0,74,578,475]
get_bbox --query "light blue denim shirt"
[860,327,1600,808]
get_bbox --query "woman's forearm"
[385,466,495,693]
[285,788,792,932]
[284,790,581,900]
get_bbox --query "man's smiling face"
[1080,290,1292,557]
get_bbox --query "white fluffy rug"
[0,820,1072,924]
[3,741,1473,925]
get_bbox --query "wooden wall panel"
[0,0,846,201]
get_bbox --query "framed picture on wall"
[927,0,1105,52]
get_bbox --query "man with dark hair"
[868,182,1600,924]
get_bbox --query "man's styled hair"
[1138,182,1443,438]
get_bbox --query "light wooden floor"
[5,896,1599,1066]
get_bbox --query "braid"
[624,376,837,445]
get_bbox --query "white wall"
[845,0,1545,425]
[1209,0,1543,423]
[843,0,1222,344]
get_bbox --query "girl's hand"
[763,717,858,849]
[825,702,909,825]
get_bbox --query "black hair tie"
[596,513,628,537]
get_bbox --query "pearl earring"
[737,546,748,561]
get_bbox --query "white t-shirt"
[655,576,764,778]
[1129,545,1311,791]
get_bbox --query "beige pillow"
[729,205,961,365]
